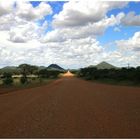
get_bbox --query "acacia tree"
[28,65,39,75]
[18,64,31,84]
[18,64,39,84]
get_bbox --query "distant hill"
[88,65,95,68]
[0,64,65,73]
[95,61,117,69]
[47,64,64,71]
[38,66,46,70]
[0,66,19,73]
[2,66,17,70]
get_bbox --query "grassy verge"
[0,78,57,95]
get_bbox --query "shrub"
[2,72,13,85]
[38,69,62,79]
[78,66,140,83]
[20,76,28,84]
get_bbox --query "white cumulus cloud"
[0,1,139,68]
[0,1,15,16]
[116,31,140,52]
[16,1,52,21]
[53,0,127,27]
[121,12,140,26]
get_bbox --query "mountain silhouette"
[47,64,64,71]
[96,61,117,69]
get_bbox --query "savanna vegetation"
[0,64,65,89]
[1,62,140,89]
[78,67,140,86]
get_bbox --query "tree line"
[0,64,64,85]
[78,67,140,83]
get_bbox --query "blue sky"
[32,1,66,31]
[99,2,140,45]
[0,1,140,68]
[32,1,140,46]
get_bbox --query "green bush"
[38,69,62,79]
[2,72,13,85]
[20,76,28,84]
[78,66,140,83]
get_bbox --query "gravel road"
[0,76,140,138]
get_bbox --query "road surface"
[0,76,140,138]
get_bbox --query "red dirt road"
[0,77,140,138]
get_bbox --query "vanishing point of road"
[0,73,140,138]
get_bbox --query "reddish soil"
[62,71,74,77]
[0,76,140,138]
